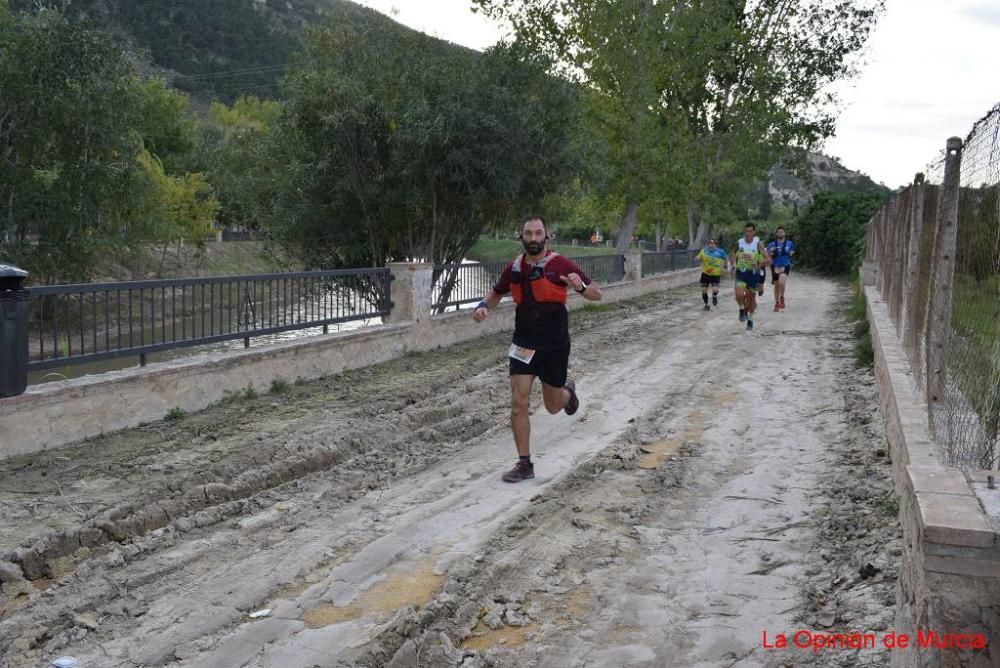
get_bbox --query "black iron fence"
[571,254,627,285]
[431,261,507,313]
[28,268,391,371]
[430,254,628,312]
[643,249,699,276]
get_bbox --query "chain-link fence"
[867,105,1000,471]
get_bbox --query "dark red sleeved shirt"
[493,252,592,351]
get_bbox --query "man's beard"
[522,239,544,255]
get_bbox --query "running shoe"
[502,461,535,483]
[704,304,711,311]
[780,297,786,310]
[564,379,580,416]
[712,294,718,306]
[774,303,780,312]
[746,319,754,331]
[739,310,747,322]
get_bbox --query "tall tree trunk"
[615,201,639,253]
[654,208,663,252]
[693,205,709,247]
[686,203,695,245]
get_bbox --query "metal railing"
[431,261,507,313]
[570,254,626,284]
[866,103,1000,470]
[28,268,391,371]
[429,249,704,312]
[430,253,629,312]
[643,249,699,276]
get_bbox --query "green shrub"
[164,407,186,421]
[796,192,886,275]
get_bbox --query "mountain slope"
[770,152,886,207]
[7,0,411,100]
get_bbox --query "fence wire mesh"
[868,105,1000,470]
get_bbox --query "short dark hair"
[776,226,785,232]
[521,215,546,230]
[744,222,756,230]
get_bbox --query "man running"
[734,223,770,331]
[473,215,603,483]
[766,226,796,311]
[696,238,730,310]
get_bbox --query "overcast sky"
[354,0,1000,189]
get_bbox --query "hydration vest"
[510,251,568,305]
[771,239,791,258]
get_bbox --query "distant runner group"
[474,217,794,483]
[696,222,795,330]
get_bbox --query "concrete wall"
[0,265,699,459]
[866,286,1000,668]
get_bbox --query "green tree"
[0,5,142,283]
[121,151,219,277]
[265,17,577,270]
[475,0,673,252]
[475,0,883,247]
[198,95,284,232]
[796,191,885,275]
[136,78,197,174]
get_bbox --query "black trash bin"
[0,264,29,398]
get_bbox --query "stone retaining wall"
[865,281,999,668]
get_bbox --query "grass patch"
[580,302,617,314]
[948,272,1000,449]
[854,324,875,368]
[876,489,899,518]
[164,407,186,421]
[848,282,874,368]
[269,378,290,395]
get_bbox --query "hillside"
[769,152,886,208]
[7,0,412,101]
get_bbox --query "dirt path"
[0,275,900,668]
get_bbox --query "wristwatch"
[576,282,588,293]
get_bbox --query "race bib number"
[773,266,784,274]
[508,344,536,364]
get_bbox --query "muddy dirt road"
[0,275,900,668]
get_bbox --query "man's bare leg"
[510,374,534,457]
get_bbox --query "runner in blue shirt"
[765,226,796,311]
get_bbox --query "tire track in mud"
[0,288,698,666]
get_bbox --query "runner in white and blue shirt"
[765,226,795,311]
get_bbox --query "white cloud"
[825,0,1000,186]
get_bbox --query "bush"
[849,283,874,368]
[164,407,186,421]
[796,192,886,275]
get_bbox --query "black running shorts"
[699,272,721,287]
[509,344,570,388]
[771,265,791,283]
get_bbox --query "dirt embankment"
[0,275,900,668]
